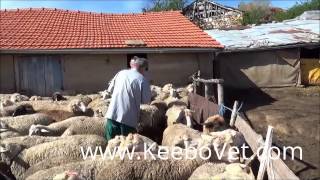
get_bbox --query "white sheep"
[26,152,209,180]
[0,99,14,107]
[0,113,54,139]
[88,97,110,118]
[19,99,93,121]
[29,116,105,137]
[162,124,201,148]
[188,162,227,180]
[2,136,61,149]
[106,133,158,154]
[189,162,255,180]
[29,96,42,101]
[10,93,29,103]
[0,134,107,179]
[162,124,244,163]
[150,85,162,100]
[138,104,165,143]
[151,83,173,101]
[165,105,194,128]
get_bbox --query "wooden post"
[204,83,209,99]
[229,101,239,127]
[257,126,274,180]
[217,82,224,105]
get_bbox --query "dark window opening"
[300,47,320,58]
[126,54,148,70]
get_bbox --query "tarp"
[205,11,320,50]
[301,58,320,85]
[216,48,301,88]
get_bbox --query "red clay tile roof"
[0,8,222,50]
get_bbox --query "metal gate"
[17,55,63,96]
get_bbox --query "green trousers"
[104,119,136,141]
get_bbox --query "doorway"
[16,55,63,96]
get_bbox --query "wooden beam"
[217,83,224,105]
[192,78,224,84]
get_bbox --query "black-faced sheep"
[51,92,66,101]
[0,104,35,117]
[203,114,226,134]
[10,93,29,103]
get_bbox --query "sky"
[0,0,301,13]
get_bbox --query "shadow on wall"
[215,48,303,111]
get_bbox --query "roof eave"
[0,47,223,54]
[218,42,320,53]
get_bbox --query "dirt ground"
[227,86,320,180]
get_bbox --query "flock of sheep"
[0,84,255,180]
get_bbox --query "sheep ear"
[0,145,8,153]
[40,128,50,133]
[0,128,8,133]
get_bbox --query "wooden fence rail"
[230,101,300,180]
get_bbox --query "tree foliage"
[273,0,320,21]
[240,0,320,25]
[143,0,187,12]
[239,0,271,25]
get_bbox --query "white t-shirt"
[106,69,151,128]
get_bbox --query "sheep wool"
[29,116,105,137]
[5,135,107,179]
[26,153,208,180]
[0,113,54,136]
[188,162,227,180]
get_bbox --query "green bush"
[241,0,320,25]
[273,0,320,21]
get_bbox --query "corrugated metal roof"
[205,11,320,50]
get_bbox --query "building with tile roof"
[0,8,222,95]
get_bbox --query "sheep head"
[0,122,9,133]
[203,115,225,134]
[213,163,255,180]
[29,124,50,136]
[10,93,29,102]
[69,100,88,114]
[184,109,194,128]
[0,99,13,107]
[10,93,20,103]
[99,90,111,100]
[12,104,35,117]
[0,143,22,165]
[162,83,173,93]
[150,85,162,100]
[186,84,194,93]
